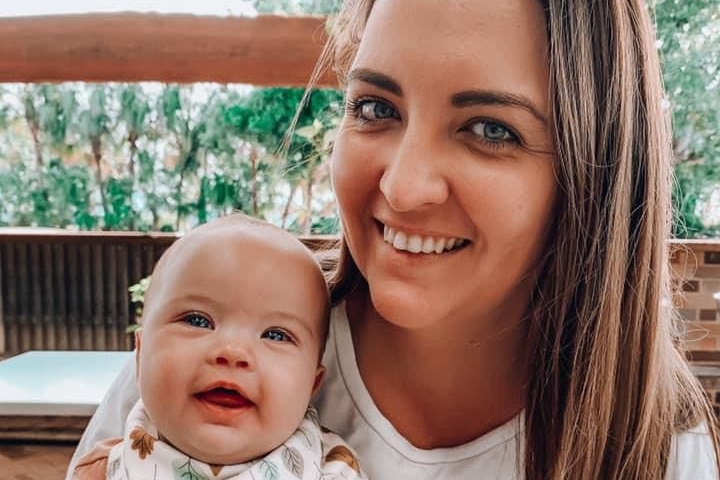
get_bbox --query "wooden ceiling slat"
[0,13,337,86]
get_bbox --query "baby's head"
[135,214,329,465]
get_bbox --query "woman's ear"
[312,365,326,396]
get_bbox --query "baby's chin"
[163,425,289,466]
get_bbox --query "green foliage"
[0,82,342,233]
[128,275,151,322]
[654,0,720,237]
[4,1,715,237]
[252,0,341,14]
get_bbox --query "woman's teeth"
[383,225,467,254]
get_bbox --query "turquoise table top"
[0,350,133,416]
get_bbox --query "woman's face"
[332,0,557,331]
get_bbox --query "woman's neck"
[345,289,528,449]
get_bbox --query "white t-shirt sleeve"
[665,423,719,480]
[64,354,140,480]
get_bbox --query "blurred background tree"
[654,0,720,237]
[0,82,342,233]
[0,0,719,237]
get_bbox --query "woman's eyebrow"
[346,68,403,96]
[451,90,548,126]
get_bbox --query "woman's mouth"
[382,224,469,254]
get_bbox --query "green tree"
[252,0,341,14]
[77,86,113,228]
[118,85,151,229]
[654,0,720,237]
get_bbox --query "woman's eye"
[183,313,213,329]
[470,120,517,143]
[348,98,399,122]
[261,329,292,343]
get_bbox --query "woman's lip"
[375,219,469,242]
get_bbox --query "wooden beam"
[0,13,337,86]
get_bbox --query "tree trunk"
[127,131,138,230]
[90,137,109,229]
[280,182,298,229]
[175,171,185,231]
[250,146,258,216]
[303,166,315,235]
[28,122,43,168]
[23,108,43,167]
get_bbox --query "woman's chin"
[368,283,446,331]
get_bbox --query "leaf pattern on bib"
[281,445,304,479]
[259,459,280,480]
[129,426,156,460]
[107,457,121,480]
[306,407,320,427]
[172,457,209,480]
[325,445,360,473]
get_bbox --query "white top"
[67,303,719,480]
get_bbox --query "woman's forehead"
[351,0,550,111]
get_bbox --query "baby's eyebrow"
[451,90,548,126]
[267,311,316,339]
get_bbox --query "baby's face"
[136,225,327,465]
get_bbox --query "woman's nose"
[379,131,450,212]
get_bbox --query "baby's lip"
[194,381,254,409]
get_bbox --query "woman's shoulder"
[666,423,719,480]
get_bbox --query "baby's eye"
[261,328,293,343]
[469,120,518,143]
[183,312,213,329]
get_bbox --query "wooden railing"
[0,230,338,356]
[0,13,336,86]
[0,230,176,356]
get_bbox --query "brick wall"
[671,240,720,351]
[670,240,720,416]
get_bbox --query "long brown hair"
[309,0,720,478]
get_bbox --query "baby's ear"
[134,329,143,377]
[312,365,326,396]
[134,328,142,352]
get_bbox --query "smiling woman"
[71,1,720,479]
[332,0,556,339]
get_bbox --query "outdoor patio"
[1,4,720,478]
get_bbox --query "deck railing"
[0,230,337,357]
[0,231,176,356]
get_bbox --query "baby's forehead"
[162,220,306,266]
[147,220,328,313]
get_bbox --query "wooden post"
[0,13,337,86]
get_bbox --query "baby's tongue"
[198,388,253,408]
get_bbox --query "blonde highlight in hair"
[315,0,720,478]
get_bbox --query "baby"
[72,214,365,480]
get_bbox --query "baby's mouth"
[195,387,254,409]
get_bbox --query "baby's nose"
[214,343,252,369]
